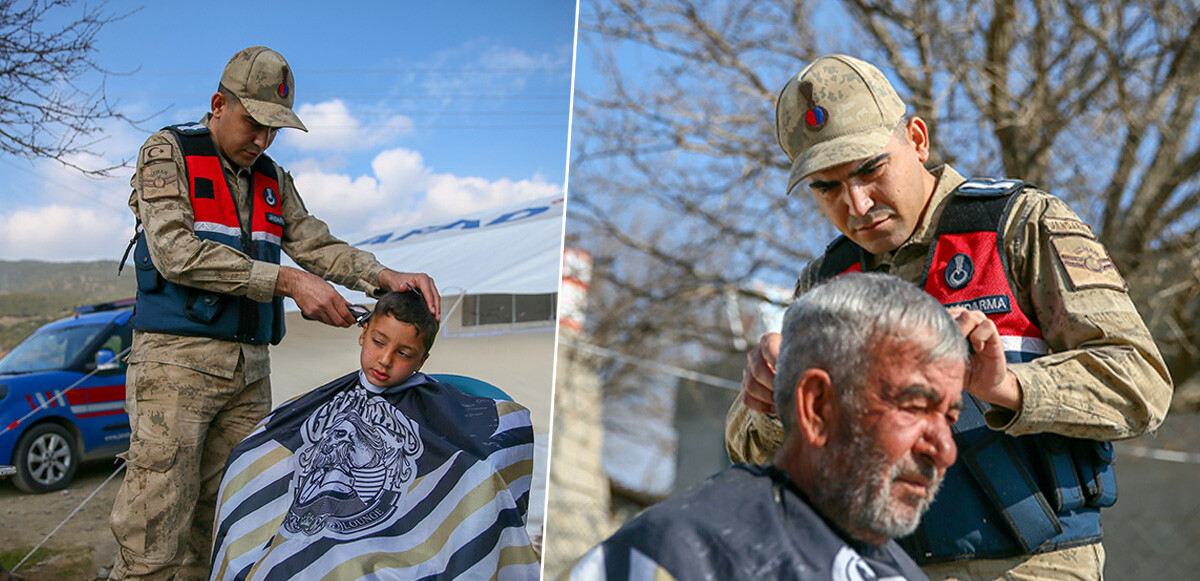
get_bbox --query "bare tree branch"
[570,0,1200,403]
[0,0,140,176]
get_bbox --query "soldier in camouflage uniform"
[109,46,440,581]
[726,54,1172,580]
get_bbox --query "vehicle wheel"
[12,423,77,493]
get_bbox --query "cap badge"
[799,80,827,131]
[277,82,289,98]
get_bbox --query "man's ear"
[211,92,226,118]
[907,117,931,163]
[796,368,836,448]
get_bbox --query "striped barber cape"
[211,371,539,580]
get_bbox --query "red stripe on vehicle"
[76,409,127,419]
[87,384,126,403]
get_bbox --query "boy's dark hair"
[371,289,439,351]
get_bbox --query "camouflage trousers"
[109,358,271,581]
[923,542,1105,581]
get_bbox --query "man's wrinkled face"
[210,94,278,168]
[816,336,963,544]
[805,119,932,255]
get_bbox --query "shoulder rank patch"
[140,142,173,166]
[139,163,180,201]
[1043,218,1095,239]
[1051,236,1127,291]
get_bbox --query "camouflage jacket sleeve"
[724,261,823,464]
[129,131,278,302]
[275,169,386,295]
[990,189,1173,439]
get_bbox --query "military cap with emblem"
[775,54,906,195]
[221,46,308,132]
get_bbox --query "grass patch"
[0,545,95,580]
[0,545,54,570]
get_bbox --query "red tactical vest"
[130,123,286,345]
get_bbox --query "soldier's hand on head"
[277,266,355,327]
[742,333,782,415]
[378,269,441,320]
[947,307,1022,411]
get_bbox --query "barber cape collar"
[211,371,538,580]
[357,368,425,395]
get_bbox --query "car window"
[0,323,108,374]
[95,325,132,370]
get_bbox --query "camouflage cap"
[775,54,906,194]
[220,46,307,132]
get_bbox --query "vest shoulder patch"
[170,122,209,135]
[956,178,1026,198]
[1043,217,1095,239]
[1051,236,1127,291]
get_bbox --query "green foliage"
[0,317,57,352]
[0,294,84,317]
[0,544,93,579]
[0,260,135,296]
[0,260,135,351]
[0,545,53,571]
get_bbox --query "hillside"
[0,260,136,351]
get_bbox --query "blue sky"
[0,0,577,262]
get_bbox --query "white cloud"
[371,148,432,193]
[0,204,134,262]
[283,100,413,152]
[291,171,387,231]
[294,147,560,236]
[0,123,140,262]
[420,174,560,222]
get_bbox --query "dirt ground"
[0,460,121,581]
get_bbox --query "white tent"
[316,194,565,304]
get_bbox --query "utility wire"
[560,337,740,391]
[12,461,126,573]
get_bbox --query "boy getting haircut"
[212,288,539,579]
